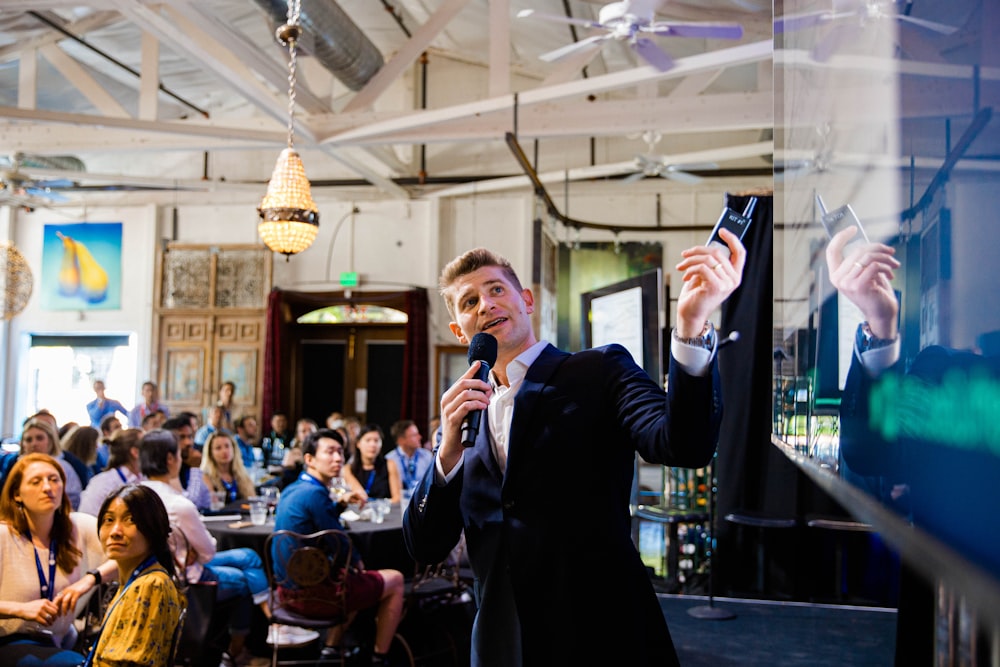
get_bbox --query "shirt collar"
[491,340,548,389]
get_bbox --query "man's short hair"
[390,419,415,443]
[161,416,189,432]
[235,415,256,430]
[139,429,178,477]
[99,413,121,435]
[302,428,345,460]
[438,247,523,320]
[142,381,157,391]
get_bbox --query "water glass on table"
[248,497,268,526]
[260,486,280,520]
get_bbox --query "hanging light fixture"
[257,0,319,259]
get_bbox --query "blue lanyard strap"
[27,534,57,601]
[82,555,160,667]
[298,472,328,489]
[114,467,128,484]
[363,469,376,494]
[222,478,238,502]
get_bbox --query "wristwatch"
[856,322,897,353]
[672,321,716,351]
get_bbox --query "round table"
[203,501,415,574]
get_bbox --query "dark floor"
[660,594,898,667]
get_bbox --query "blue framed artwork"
[40,222,122,310]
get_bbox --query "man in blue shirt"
[274,429,405,666]
[385,420,433,502]
[86,379,128,428]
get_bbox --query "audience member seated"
[138,429,316,663]
[20,418,89,511]
[233,416,259,470]
[386,419,433,502]
[127,381,169,429]
[275,418,318,488]
[79,429,145,517]
[62,427,101,482]
[344,424,400,503]
[162,417,211,511]
[85,483,183,667]
[94,415,122,475]
[214,381,237,433]
[85,380,128,430]
[273,429,404,665]
[201,432,256,505]
[0,453,115,667]
[194,404,226,449]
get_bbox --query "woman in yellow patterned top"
[85,484,183,667]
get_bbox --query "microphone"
[718,330,741,349]
[462,332,497,447]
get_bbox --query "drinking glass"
[330,477,350,502]
[248,497,268,526]
[260,486,280,520]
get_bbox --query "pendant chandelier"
[257,0,319,259]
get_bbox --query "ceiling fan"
[622,131,718,184]
[0,153,76,207]
[775,0,959,62]
[517,0,744,72]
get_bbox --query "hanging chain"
[284,0,302,149]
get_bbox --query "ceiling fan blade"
[516,9,601,30]
[646,22,744,40]
[24,187,69,202]
[896,14,959,35]
[621,171,647,184]
[662,170,703,184]
[538,34,611,63]
[774,10,833,34]
[670,162,719,172]
[631,38,674,72]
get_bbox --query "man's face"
[272,415,287,433]
[241,418,258,439]
[448,265,536,361]
[209,406,224,427]
[296,420,317,442]
[142,384,156,404]
[399,424,422,453]
[304,437,344,484]
[173,425,194,460]
[93,381,105,396]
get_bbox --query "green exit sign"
[339,271,359,288]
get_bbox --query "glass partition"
[774,0,999,653]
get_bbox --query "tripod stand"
[687,456,735,620]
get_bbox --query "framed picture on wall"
[40,222,122,310]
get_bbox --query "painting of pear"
[55,231,108,303]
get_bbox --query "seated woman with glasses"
[83,483,183,667]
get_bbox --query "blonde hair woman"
[200,431,255,504]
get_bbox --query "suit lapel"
[473,406,502,481]
[504,345,570,481]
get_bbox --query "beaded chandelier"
[257,0,319,258]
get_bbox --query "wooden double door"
[290,323,406,434]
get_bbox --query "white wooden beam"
[343,0,473,113]
[488,0,510,97]
[138,31,159,121]
[17,46,37,110]
[39,43,130,118]
[0,10,120,63]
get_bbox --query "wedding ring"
[853,261,865,269]
[712,263,723,271]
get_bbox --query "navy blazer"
[404,343,722,666]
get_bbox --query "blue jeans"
[201,547,268,634]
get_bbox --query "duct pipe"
[253,0,383,92]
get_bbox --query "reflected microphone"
[462,332,497,447]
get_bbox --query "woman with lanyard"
[84,483,183,667]
[343,424,401,503]
[78,429,145,517]
[0,453,111,667]
[200,432,255,505]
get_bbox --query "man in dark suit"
[404,230,746,667]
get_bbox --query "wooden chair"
[168,526,228,667]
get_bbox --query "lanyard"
[221,478,238,502]
[82,555,160,667]
[402,454,417,488]
[115,467,128,484]
[363,469,376,494]
[298,472,328,490]
[26,534,56,601]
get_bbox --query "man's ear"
[449,322,469,345]
[521,288,535,315]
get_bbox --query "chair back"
[264,528,353,621]
[167,524,221,665]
